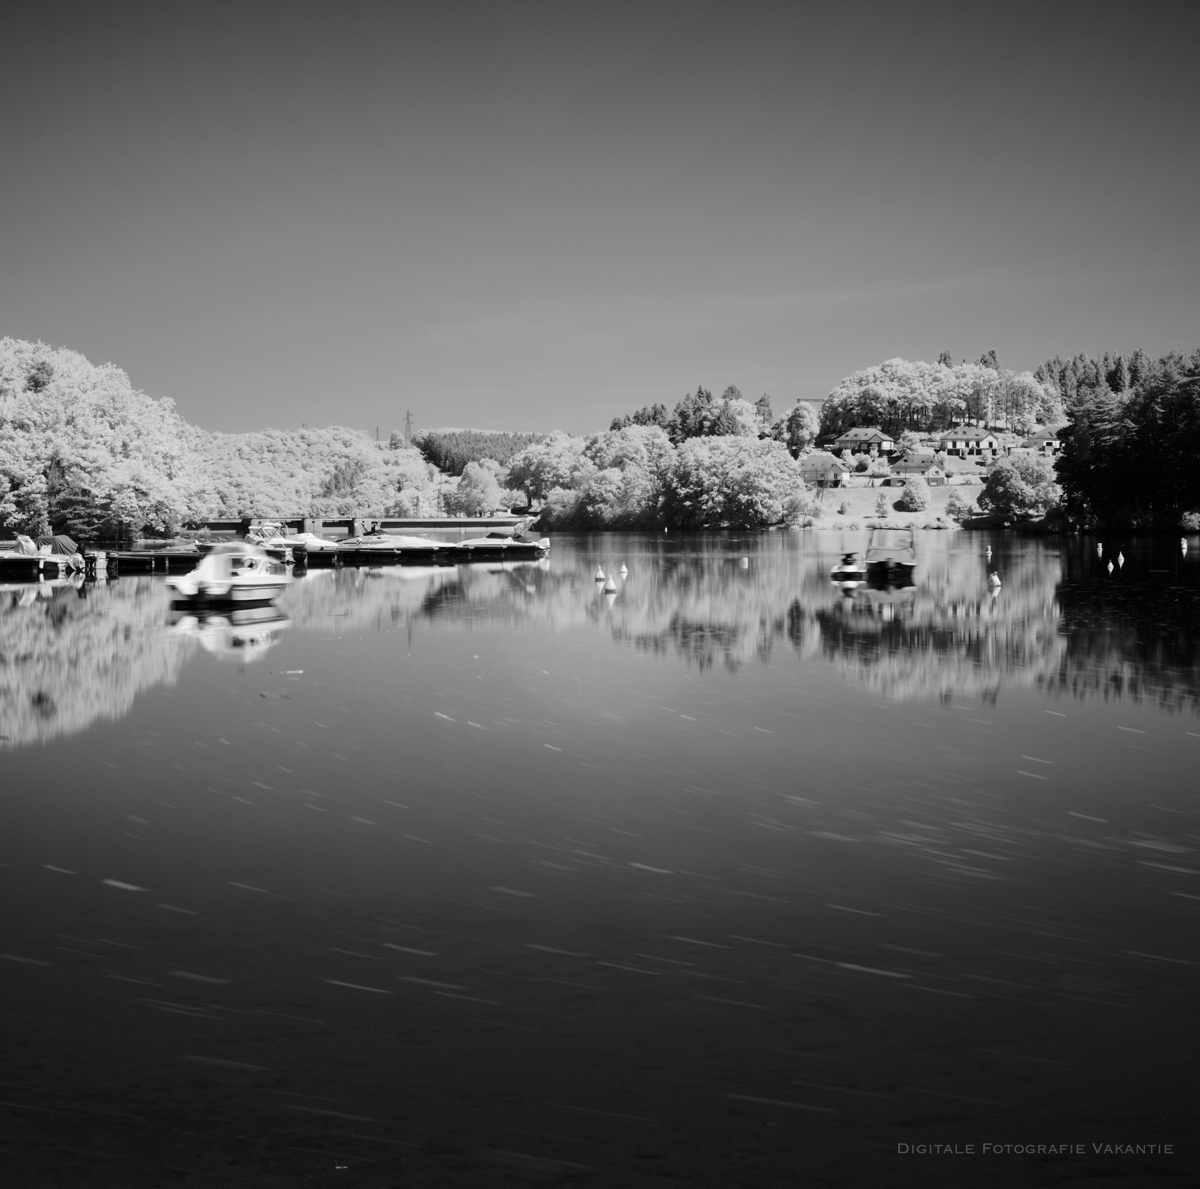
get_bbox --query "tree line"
[4,335,1196,539]
[410,429,545,475]
[0,338,445,538]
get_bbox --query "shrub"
[897,477,931,512]
[443,461,502,516]
[1180,511,1200,531]
[944,490,975,521]
[874,492,891,518]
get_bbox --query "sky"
[2,0,1197,436]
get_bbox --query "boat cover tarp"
[36,535,79,555]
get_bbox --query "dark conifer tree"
[1108,355,1128,392]
[1127,348,1148,389]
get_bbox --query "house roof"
[833,427,892,442]
[939,425,998,441]
[891,459,944,474]
[1023,428,1058,444]
[800,451,850,472]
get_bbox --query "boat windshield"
[868,531,913,550]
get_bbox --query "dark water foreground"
[1,531,1197,1187]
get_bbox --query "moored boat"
[864,528,916,584]
[830,551,866,584]
[165,542,291,603]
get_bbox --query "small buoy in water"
[985,545,992,558]
[603,575,617,593]
[619,564,628,577]
[1107,560,1114,572]
[1183,538,1188,552]
[740,557,749,568]
[987,572,1001,588]
[1097,542,1103,556]
[604,591,617,608]
[594,566,605,580]
[1118,552,1125,567]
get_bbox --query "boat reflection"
[1,538,1197,750]
[169,604,291,663]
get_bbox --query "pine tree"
[937,351,953,367]
[1109,355,1128,393]
[1127,348,1148,389]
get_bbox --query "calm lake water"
[2,531,1198,1186]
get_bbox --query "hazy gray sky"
[2,1,1197,435]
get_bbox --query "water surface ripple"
[1,531,1197,1185]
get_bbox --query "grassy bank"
[804,482,974,527]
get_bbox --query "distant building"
[830,427,894,455]
[890,453,946,485]
[799,451,850,487]
[1021,427,1061,456]
[938,426,999,457]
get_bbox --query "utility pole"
[404,410,414,443]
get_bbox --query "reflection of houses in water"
[2,538,1193,749]
[814,551,1067,701]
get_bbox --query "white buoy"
[604,591,617,608]
[740,557,749,568]
[987,572,1001,588]
[1107,561,1114,572]
[1183,539,1188,552]
[603,575,617,593]
[985,545,992,558]
[619,564,628,577]
[594,566,605,580]
[1118,552,1125,567]
[1097,543,1103,556]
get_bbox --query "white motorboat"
[339,532,455,552]
[166,542,291,602]
[246,523,339,553]
[830,551,866,583]
[454,533,550,555]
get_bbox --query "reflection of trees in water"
[1045,544,1200,710]
[2,539,1194,750]
[0,578,193,749]
[813,544,1066,701]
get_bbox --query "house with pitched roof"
[889,452,946,485]
[938,425,999,457]
[1021,427,1061,456]
[799,451,851,487]
[830,427,894,455]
